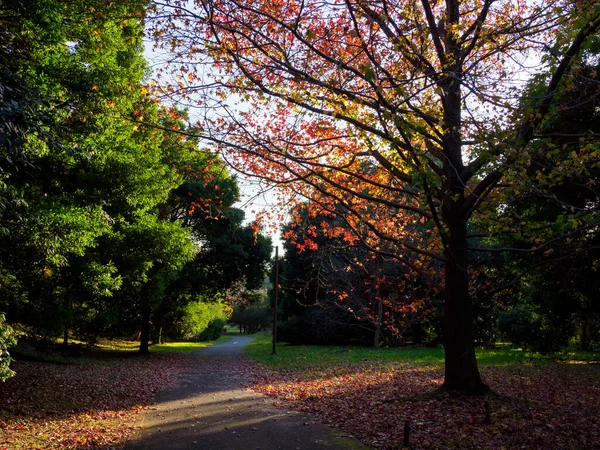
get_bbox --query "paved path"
[125,336,369,450]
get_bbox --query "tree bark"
[373,295,382,349]
[139,297,150,354]
[63,328,69,348]
[441,216,488,394]
[438,13,488,393]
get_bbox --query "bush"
[498,306,571,353]
[0,313,17,382]
[179,300,230,341]
[198,318,227,341]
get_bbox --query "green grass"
[95,339,140,353]
[11,335,232,364]
[150,335,231,353]
[244,332,599,370]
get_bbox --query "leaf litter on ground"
[2,339,599,450]
[0,351,191,449]
[246,357,600,449]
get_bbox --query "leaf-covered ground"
[2,337,599,450]
[0,351,191,449]
[248,359,600,449]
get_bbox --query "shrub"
[198,318,227,341]
[0,313,17,382]
[498,306,571,353]
[179,300,230,341]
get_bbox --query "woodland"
[0,0,272,374]
[0,0,599,448]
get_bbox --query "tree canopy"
[150,0,600,393]
[0,0,273,368]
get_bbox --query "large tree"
[0,0,189,350]
[150,0,600,393]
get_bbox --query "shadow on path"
[125,336,369,450]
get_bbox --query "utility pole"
[272,246,279,355]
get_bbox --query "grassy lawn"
[11,335,232,361]
[244,331,599,370]
[149,335,231,353]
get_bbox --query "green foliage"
[497,307,538,350]
[157,113,272,343]
[0,313,16,382]
[179,300,230,341]
[498,305,573,354]
[0,0,195,348]
[486,43,600,353]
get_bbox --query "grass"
[11,335,232,365]
[245,334,600,449]
[149,335,231,353]
[244,332,599,370]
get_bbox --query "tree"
[113,215,195,353]
[0,0,189,352]
[490,37,600,352]
[229,288,272,334]
[146,110,274,341]
[151,1,600,394]
[277,203,438,347]
[0,314,16,382]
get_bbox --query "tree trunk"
[439,20,488,393]
[63,328,69,348]
[373,296,382,349]
[581,321,590,351]
[412,322,423,345]
[441,218,488,395]
[139,298,150,354]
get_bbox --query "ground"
[1,336,599,449]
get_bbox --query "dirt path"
[124,336,369,450]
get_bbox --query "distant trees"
[229,288,272,334]
[276,204,438,347]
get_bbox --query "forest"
[0,0,599,448]
[0,0,272,379]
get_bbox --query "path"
[125,336,369,450]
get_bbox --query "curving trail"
[125,336,369,450]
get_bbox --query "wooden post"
[403,420,410,448]
[484,399,491,424]
[272,246,279,355]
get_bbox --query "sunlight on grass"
[244,332,599,370]
[244,332,444,370]
[95,339,140,352]
[150,335,231,353]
